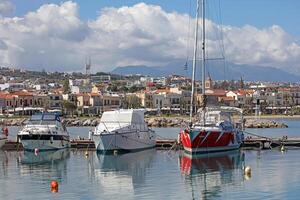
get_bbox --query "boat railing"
[23,124,57,134]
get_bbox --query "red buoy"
[51,180,58,193]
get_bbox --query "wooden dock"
[243,137,300,149]
[2,137,300,151]
[1,139,180,151]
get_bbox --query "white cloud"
[0,0,14,16]
[0,1,300,74]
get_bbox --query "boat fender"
[177,133,181,144]
[113,150,118,155]
[88,130,93,140]
[34,148,39,156]
[50,136,53,144]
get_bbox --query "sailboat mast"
[189,0,201,124]
[201,0,206,126]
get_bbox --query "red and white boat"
[180,106,244,154]
[180,0,244,154]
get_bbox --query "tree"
[123,95,141,109]
[240,76,244,89]
[63,79,70,93]
[62,100,77,117]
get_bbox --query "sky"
[1,0,300,74]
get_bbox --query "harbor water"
[1,118,300,199]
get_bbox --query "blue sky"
[10,0,300,37]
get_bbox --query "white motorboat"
[18,113,70,151]
[92,109,156,152]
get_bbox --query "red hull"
[180,129,240,153]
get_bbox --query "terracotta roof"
[219,96,235,101]
[11,91,33,96]
[155,88,170,94]
[90,93,100,97]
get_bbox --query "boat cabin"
[28,113,61,125]
[196,106,243,130]
[97,109,148,133]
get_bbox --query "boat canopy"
[198,106,243,115]
[100,109,145,124]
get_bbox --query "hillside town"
[0,67,299,117]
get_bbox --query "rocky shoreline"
[1,117,288,128]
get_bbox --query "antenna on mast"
[85,56,91,76]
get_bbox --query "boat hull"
[20,135,70,151]
[180,129,242,154]
[93,131,156,152]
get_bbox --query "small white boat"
[18,113,70,151]
[92,109,156,153]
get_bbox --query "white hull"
[0,138,6,149]
[94,131,156,152]
[21,139,70,151]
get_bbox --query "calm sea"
[1,118,300,199]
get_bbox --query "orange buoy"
[51,180,58,193]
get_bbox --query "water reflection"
[179,150,244,200]
[20,149,70,181]
[0,150,9,176]
[94,149,155,196]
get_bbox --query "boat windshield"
[197,111,232,125]
[28,114,59,125]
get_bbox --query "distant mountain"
[111,60,300,82]
[111,65,167,77]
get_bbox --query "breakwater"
[1,117,288,128]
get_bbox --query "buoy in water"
[34,148,39,156]
[281,145,286,152]
[244,166,251,176]
[50,180,58,193]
